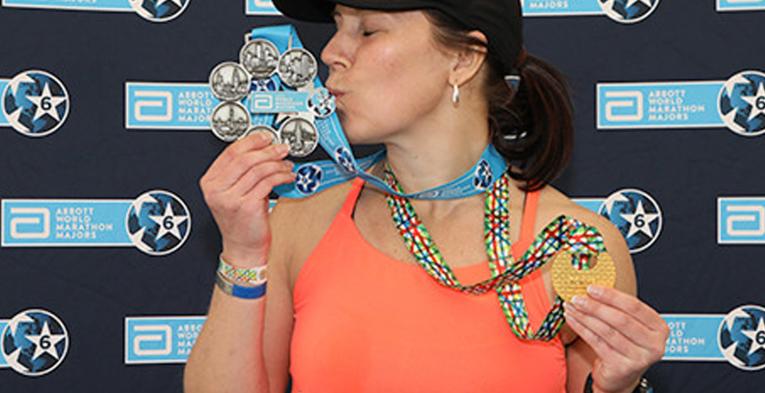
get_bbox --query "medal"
[209,61,251,102]
[277,48,318,89]
[279,116,318,157]
[239,38,280,80]
[245,125,281,145]
[211,101,251,142]
[552,251,616,303]
[307,87,336,118]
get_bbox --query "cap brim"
[272,0,434,23]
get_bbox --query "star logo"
[26,82,68,122]
[740,81,765,122]
[620,200,660,239]
[2,70,70,137]
[599,0,660,24]
[126,190,192,256]
[1,309,69,377]
[149,201,189,241]
[741,316,765,357]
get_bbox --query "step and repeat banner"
[1,0,763,392]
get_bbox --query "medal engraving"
[552,251,617,303]
[277,48,318,89]
[211,102,251,142]
[209,62,251,102]
[279,117,318,157]
[240,39,280,80]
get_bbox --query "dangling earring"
[451,83,460,106]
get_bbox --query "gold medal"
[552,251,616,302]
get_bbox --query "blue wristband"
[216,272,267,300]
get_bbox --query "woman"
[184,1,669,392]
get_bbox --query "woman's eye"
[362,30,377,37]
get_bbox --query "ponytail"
[488,52,574,191]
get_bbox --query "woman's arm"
[564,215,668,393]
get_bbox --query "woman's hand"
[563,285,669,393]
[199,132,296,266]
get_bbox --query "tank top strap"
[516,189,541,254]
[340,177,366,217]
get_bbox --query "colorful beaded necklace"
[383,165,607,341]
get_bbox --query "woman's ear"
[449,30,488,86]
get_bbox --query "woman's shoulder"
[536,184,637,295]
[268,180,357,289]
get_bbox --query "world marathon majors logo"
[718,197,765,244]
[1,190,191,256]
[662,304,765,371]
[717,0,765,12]
[1,309,69,377]
[520,0,660,23]
[1,69,70,138]
[597,70,765,137]
[125,316,205,364]
[0,0,190,22]
[573,188,662,254]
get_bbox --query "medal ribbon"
[384,167,607,341]
[244,24,509,200]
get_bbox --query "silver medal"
[277,48,318,89]
[278,116,318,157]
[240,39,280,80]
[307,87,336,118]
[209,61,252,102]
[244,125,281,145]
[211,101,251,142]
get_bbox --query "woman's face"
[321,5,453,144]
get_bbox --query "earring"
[451,83,460,106]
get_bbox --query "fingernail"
[276,144,290,154]
[587,285,603,297]
[571,295,586,307]
[257,132,271,142]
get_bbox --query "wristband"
[584,373,653,393]
[217,254,268,286]
[215,271,267,300]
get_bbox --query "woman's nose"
[320,32,350,72]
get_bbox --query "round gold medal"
[551,251,616,302]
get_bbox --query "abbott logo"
[250,94,274,111]
[134,91,173,122]
[132,325,172,357]
[718,198,765,244]
[9,207,50,239]
[605,91,644,122]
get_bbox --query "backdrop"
[1,0,764,392]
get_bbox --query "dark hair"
[424,10,574,192]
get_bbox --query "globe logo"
[335,147,357,174]
[718,305,765,371]
[473,160,493,190]
[1,309,69,377]
[718,70,765,137]
[599,0,660,24]
[125,190,191,256]
[128,0,190,23]
[2,70,69,137]
[295,164,323,195]
[598,189,662,253]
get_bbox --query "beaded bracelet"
[215,271,267,300]
[584,373,653,393]
[217,254,268,287]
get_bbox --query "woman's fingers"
[565,300,651,361]
[243,170,297,202]
[228,159,295,197]
[207,143,291,192]
[587,286,670,334]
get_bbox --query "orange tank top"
[290,178,566,393]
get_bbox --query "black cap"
[271,0,524,78]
